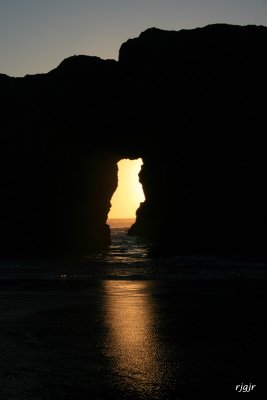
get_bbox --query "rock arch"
[1,24,267,255]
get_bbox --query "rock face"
[1,24,267,255]
[0,57,120,255]
[124,24,267,253]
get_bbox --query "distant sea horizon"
[107,218,135,228]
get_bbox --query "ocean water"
[0,218,266,281]
[0,219,266,399]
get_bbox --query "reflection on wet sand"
[103,280,172,398]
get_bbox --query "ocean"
[0,219,266,398]
[0,218,266,281]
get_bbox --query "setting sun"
[108,159,145,219]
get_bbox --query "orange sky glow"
[108,158,145,219]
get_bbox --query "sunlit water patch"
[103,227,150,263]
[103,280,176,398]
[0,224,267,280]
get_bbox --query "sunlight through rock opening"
[108,158,145,221]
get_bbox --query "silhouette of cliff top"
[1,23,267,255]
[1,23,267,80]
[0,73,11,80]
[119,23,267,66]
[48,55,117,76]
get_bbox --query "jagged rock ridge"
[0,24,267,255]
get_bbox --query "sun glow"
[108,158,145,219]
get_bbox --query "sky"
[0,0,267,76]
[108,159,145,219]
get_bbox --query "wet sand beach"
[0,277,266,399]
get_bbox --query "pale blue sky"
[0,0,266,76]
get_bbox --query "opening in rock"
[108,158,145,229]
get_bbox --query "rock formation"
[1,24,267,255]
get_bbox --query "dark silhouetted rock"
[1,24,267,256]
[125,24,267,254]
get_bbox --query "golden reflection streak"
[103,281,167,396]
